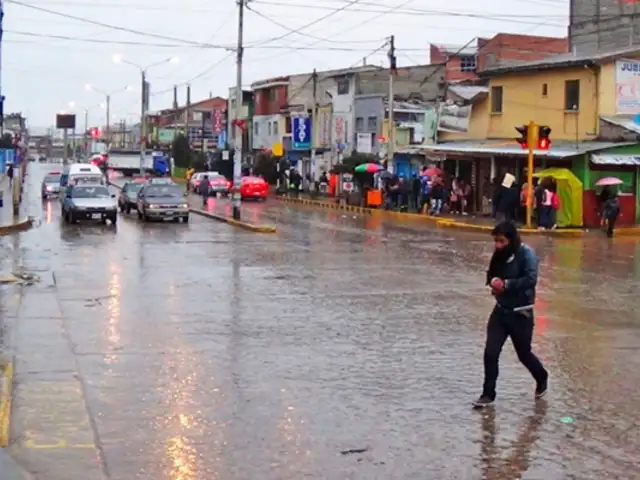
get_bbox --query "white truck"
[106,150,154,177]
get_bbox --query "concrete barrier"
[189,208,276,233]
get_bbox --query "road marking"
[15,381,96,449]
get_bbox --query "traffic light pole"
[525,120,538,229]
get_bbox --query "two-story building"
[252,64,445,178]
[423,46,640,227]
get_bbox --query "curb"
[0,358,14,448]
[275,196,587,237]
[189,208,276,233]
[0,218,33,237]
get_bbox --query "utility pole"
[200,113,206,164]
[387,35,396,169]
[232,0,245,220]
[185,84,191,141]
[106,94,111,148]
[311,68,317,183]
[83,109,88,155]
[140,71,147,174]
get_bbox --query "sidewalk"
[274,194,613,237]
[0,174,32,236]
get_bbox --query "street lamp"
[85,84,132,146]
[112,55,179,174]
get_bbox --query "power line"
[151,52,235,96]
[244,0,363,47]
[5,0,232,48]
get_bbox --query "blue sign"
[217,130,226,147]
[292,116,311,149]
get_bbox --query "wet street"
[1,163,640,479]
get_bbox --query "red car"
[240,176,268,200]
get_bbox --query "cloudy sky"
[2,0,569,129]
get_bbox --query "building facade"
[430,34,568,83]
[423,47,640,226]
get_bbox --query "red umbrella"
[423,167,442,177]
[355,163,383,173]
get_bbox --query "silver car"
[62,184,117,225]
[41,172,62,198]
[136,184,189,222]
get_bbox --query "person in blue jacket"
[474,221,549,408]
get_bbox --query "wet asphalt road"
[1,164,640,479]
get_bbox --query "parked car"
[41,171,62,198]
[136,183,189,222]
[118,181,144,213]
[240,176,268,200]
[62,184,117,224]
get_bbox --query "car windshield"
[144,185,182,198]
[44,174,61,183]
[73,175,102,184]
[124,183,143,193]
[71,186,110,198]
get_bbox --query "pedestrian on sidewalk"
[474,221,548,408]
[7,163,13,187]
[411,173,421,212]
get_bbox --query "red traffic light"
[515,125,528,149]
[538,138,550,150]
[89,127,99,138]
[537,125,551,150]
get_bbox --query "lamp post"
[85,84,132,147]
[112,55,179,174]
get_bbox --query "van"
[60,164,106,201]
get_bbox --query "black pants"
[482,307,547,400]
[606,217,617,237]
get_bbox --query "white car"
[189,171,220,192]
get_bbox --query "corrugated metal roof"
[480,45,640,76]
[600,115,640,134]
[592,154,640,165]
[421,140,634,157]
[448,85,488,101]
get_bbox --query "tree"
[253,152,285,184]
[171,133,192,169]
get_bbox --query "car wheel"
[109,215,117,225]
[182,215,189,223]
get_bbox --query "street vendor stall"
[533,167,583,227]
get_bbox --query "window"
[268,122,272,135]
[355,117,364,132]
[542,83,548,97]
[273,121,278,135]
[459,55,477,73]
[337,77,349,95]
[268,89,276,102]
[564,79,580,111]
[490,86,503,113]
[367,116,377,131]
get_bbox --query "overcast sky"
[2,0,569,129]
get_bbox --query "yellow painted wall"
[487,67,599,141]
[599,62,616,116]
[439,97,490,142]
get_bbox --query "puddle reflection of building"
[478,401,548,479]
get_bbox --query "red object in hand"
[490,278,504,290]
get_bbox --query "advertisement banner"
[616,59,640,114]
[158,129,175,143]
[356,132,372,153]
[292,116,311,149]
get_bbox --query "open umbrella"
[422,167,442,177]
[595,177,623,187]
[355,163,383,173]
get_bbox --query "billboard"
[616,59,640,114]
[56,114,76,129]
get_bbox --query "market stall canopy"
[533,168,583,227]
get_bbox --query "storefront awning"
[591,154,640,165]
[420,140,634,158]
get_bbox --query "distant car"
[189,172,220,192]
[136,183,189,223]
[41,171,62,198]
[118,181,144,213]
[240,176,268,200]
[62,184,117,225]
[208,174,231,196]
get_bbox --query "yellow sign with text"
[272,142,283,157]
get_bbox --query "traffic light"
[515,125,529,149]
[538,125,551,150]
[88,127,99,138]
[514,124,551,150]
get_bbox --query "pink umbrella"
[595,177,623,187]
